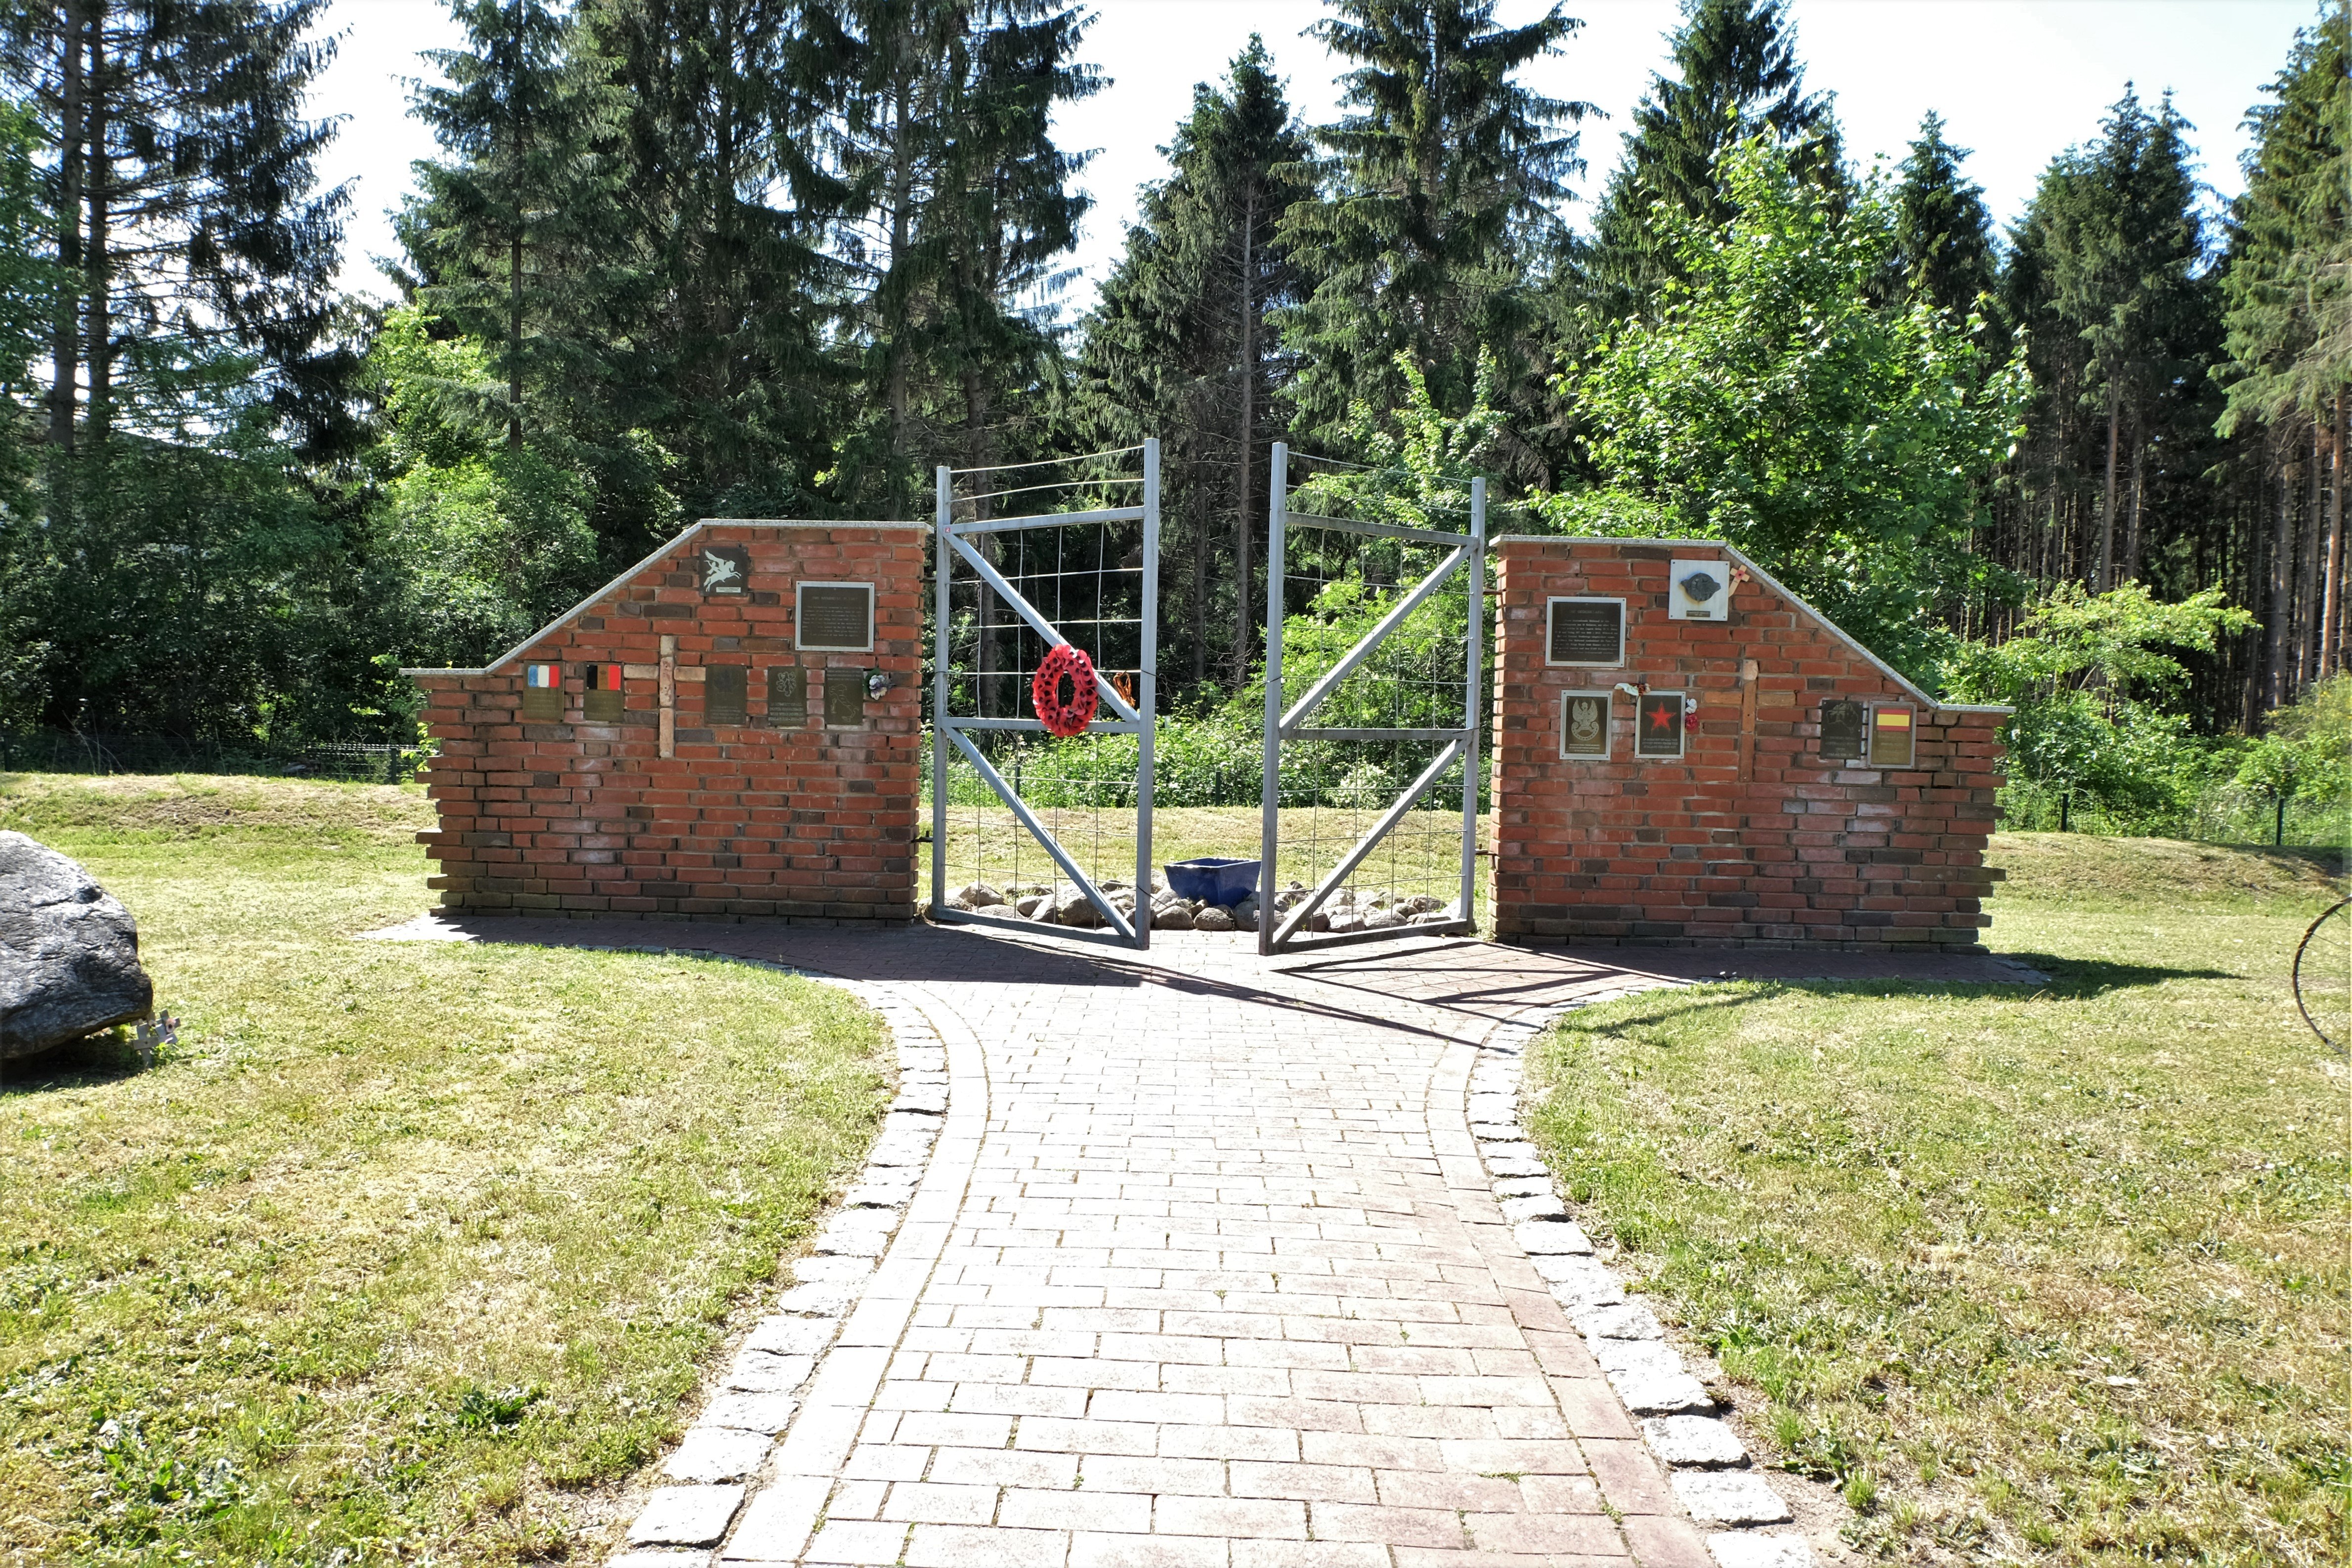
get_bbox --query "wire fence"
[0,731,432,784]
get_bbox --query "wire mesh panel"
[1257,444,1485,952]
[929,444,1158,948]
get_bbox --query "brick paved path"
[409,921,2007,1566]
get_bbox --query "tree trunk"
[2097,382,2119,591]
[84,9,110,455]
[884,30,914,519]
[2301,422,2325,692]
[2266,464,2293,712]
[508,231,524,449]
[2123,431,2144,584]
[1233,182,1255,690]
[47,0,86,467]
[2325,393,2346,679]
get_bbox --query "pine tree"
[1579,0,1839,317]
[1278,0,1590,451]
[1891,112,1998,319]
[1076,37,1315,691]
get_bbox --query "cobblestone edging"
[604,972,962,1566]
[1470,1001,1832,1568]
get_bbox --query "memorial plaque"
[1820,698,1865,760]
[767,665,807,726]
[823,667,866,726]
[521,661,563,721]
[1548,598,1625,665]
[1869,704,1916,767]
[699,544,752,595]
[1560,691,1612,758]
[706,664,748,725]
[1635,690,1686,759]
[582,662,624,722]
[798,582,874,651]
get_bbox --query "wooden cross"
[623,635,703,758]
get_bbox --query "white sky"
[311,0,2322,310]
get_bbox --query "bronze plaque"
[582,689,623,722]
[1869,705,1916,767]
[1820,699,1865,760]
[823,668,865,726]
[1635,691,1686,758]
[1548,599,1624,665]
[1561,692,1611,758]
[706,665,748,725]
[521,687,563,722]
[798,583,873,651]
[699,544,751,595]
[768,665,807,726]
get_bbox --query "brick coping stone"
[361,918,1995,1565]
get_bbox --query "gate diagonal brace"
[1269,739,1465,949]
[940,721,1138,943]
[946,531,1142,725]
[1278,544,1469,735]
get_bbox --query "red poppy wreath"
[1032,643,1100,738]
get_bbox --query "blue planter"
[1163,856,1260,907]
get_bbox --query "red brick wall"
[1490,539,2007,950]
[409,522,925,923]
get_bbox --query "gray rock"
[1642,1414,1747,1468]
[629,1484,745,1546]
[1515,1219,1593,1256]
[1672,1471,1792,1524]
[701,1392,799,1434]
[1152,902,1194,931]
[726,1350,815,1393]
[1326,911,1364,935]
[1193,904,1235,932]
[0,832,153,1059]
[1015,894,1047,918]
[1535,1256,1624,1308]
[664,1427,772,1483]
[745,1315,836,1356]
[1054,891,1102,927]
[1361,906,1403,930]
[1411,909,1460,925]
[1607,1362,1715,1414]
[1498,1194,1568,1225]
[1576,1302,1664,1339]
[954,882,1003,908]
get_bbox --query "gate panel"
[930,443,1159,950]
[1257,443,1484,953]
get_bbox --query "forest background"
[0,0,2344,841]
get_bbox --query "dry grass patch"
[1523,833,2347,1565]
[0,774,890,1567]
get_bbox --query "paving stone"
[1490,1177,1551,1198]
[1608,1364,1718,1415]
[745,1315,836,1356]
[1483,1155,1549,1178]
[770,1283,854,1315]
[1576,1303,1664,1339]
[665,1427,773,1483]
[1531,1255,1623,1304]
[702,1393,799,1434]
[628,1484,745,1546]
[1707,1531,1821,1567]
[1514,1220,1592,1255]
[727,1351,815,1394]
[1644,1414,1748,1468]
[842,1182,917,1208]
[1497,1194,1569,1224]
[1675,1471,1794,1524]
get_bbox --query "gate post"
[1256,443,1287,955]
[1460,477,1486,928]
[932,465,951,919]
[1137,437,1160,951]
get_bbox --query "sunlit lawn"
[0,774,891,1566]
[1523,832,2348,1564]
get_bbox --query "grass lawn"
[1523,833,2348,1564]
[0,773,892,1567]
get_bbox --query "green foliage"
[1890,113,1999,319]
[1557,134,2029,680]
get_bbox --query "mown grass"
[1523,832,2349,1566]
[0,773,891,1567]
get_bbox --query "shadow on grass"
[0,1029,154,1095]
[1570,958,2236,1032]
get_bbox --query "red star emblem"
[1644,697,1677,732]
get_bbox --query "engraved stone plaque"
[521,661,563,721]
[1820,698,1865,760]
[1548,599,1624,666]
[1560,692,1611,758]
[767,665,807,726]
[798,583,873,651]
[1635,691,1686,759]
[706,664,748,725]
[823,667,865,726]
[582,662,623,722]
[700,545,751,595]
[1869,705,1916,767]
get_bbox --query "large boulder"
[0,832,153,1059]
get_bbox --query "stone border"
[601,969,970,1566]
[1473,996,1835,1568]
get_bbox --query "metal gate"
[929,442,1159,950]
[1256,442,1484,953]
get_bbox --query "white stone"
[726,1350,814,1393]
[746,1315,835,1355]
[665,1427,772,1483]
[1577,1302,1664,1339]
[842,1182,916,1208]
[1608,1363,1716,1415]
[1477,1140,1543,1161]
[1674,1471,1793,1524]
[789,1256,874,1285]
[1467,1120,1520,1141]
[1643,1414,1748,1468]
[628,1484,746,1547]
[1361,906,1402,930]
[770,1283,853,1316]
[702,1391,799,1434]
[1533,1255,1623,1306]
[1491,1177,1550,1198]
[1592,1338,1683,1376]
[1499,1194,1568,1224]
[1485,1156,1548,1178]
[1706,1532,1820,1568]
[1515,1219,1593,1256]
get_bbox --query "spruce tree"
[1579,0,1839,316]
[1077,37,1315,690]
[1891,112,1998,319]
[1278,0,1590,451]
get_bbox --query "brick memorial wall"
[406,520,926,923]
[1489,537,2009,950]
